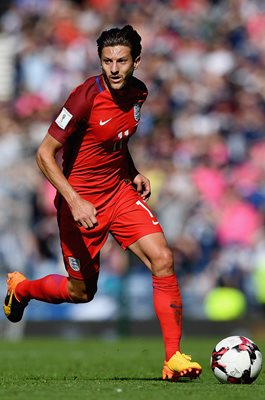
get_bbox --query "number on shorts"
[136,200,159,225]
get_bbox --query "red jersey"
[48,74,147,208]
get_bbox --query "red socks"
[15,272,182,361]
[152,274,182,361]
[15,274,73,303]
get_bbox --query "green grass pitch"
[0,336,264,400]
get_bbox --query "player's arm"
[36,133,98,229]
[127,148,151,201]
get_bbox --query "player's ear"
[134,56,141,70]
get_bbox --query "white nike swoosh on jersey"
[152,221,159,225]
[99,118,112,126]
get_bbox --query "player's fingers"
[141,182,151,195]
[76,217,96,229]
[136,182,143,193]
[141,193,151,201]
[85,217,98,228]
[90,215,98,225]
[79,219,90,228]
[142,191,151,201]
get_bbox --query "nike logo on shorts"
[99,118,112,126]
[152,221,159,225]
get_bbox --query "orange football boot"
[162,351,202,381]
[3,272,28,322]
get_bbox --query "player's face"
[101,45,140,91]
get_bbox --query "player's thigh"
[110,188,173,274]
[128,232,174,275]
[110,189,163,252]
[58,201,109,280]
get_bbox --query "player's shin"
[15,274,74,303]
[152,273,182,361]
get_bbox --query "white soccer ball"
[210,335,262,384]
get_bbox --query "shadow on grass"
[86,377,200,384]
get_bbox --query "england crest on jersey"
[134,103,141,122]
[68,257,80,272]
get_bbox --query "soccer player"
[3,25,202,381]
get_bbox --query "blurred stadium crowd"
[1,0,265,322]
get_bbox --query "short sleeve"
[48,77,98,144]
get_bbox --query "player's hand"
[133,173,151,201]
[70,196,98,229]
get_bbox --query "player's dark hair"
[96,25,142,60]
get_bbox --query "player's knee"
[152,247,174,277]
[68,279,98,303]
[69,287,97,303]
[85,284,97,302]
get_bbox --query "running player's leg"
[110,186,202,380]
[128,232,182,355]
[8,271,99,303]
[128,233,201,380]
[3,269,99,323]
[3,198,108,322]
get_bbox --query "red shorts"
[57,182,163,280]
